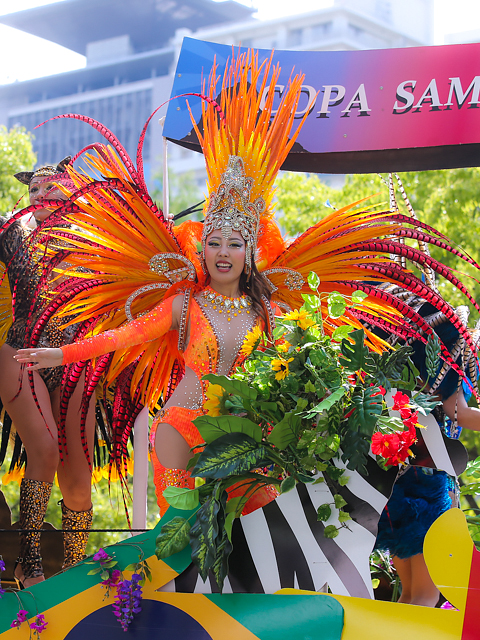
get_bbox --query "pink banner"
[165,38,480,173]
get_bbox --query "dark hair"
[239,262,272,325]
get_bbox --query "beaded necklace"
[201,286,252,322]
[197,287,256,375]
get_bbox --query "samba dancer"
[0,160,94,587]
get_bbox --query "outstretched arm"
[443,390,480,432]
[15,294,181,370]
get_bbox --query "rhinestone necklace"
[201,287,252,322]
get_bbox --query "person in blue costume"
[375,300,480,606]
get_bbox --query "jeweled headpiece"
[202,156,265,273]
[189,50,308,277]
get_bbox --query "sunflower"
[203,383,225,416]
[271,357,294,381]
[240,325,262,357]
[284,309,317,331]
[276,340,292,353]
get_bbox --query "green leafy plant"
[155,272,437,591]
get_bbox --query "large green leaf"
[369,345,415,391]
[412,392,440,416]
[327,291,346,319]
[349,386,383,436]
[340,429,371,474]
[211,528,233,590]
[211,499,233,592]
[308,270,320,291]
[192,432,270,479]
[268,412,301,450]
[162,486,199,510]
[190,494,222,581]
[194,414,262,444]
[304,386,347,418]
[155,517,191,559]
[281,476,296,493]
[339,329,374,373]
[203,373,257,401]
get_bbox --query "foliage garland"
[155,272,440,590]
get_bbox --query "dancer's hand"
[14,348,63,370]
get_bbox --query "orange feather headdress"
[189,49,309,276]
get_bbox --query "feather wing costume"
[31,50,479,477]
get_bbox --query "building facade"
[0,0,433,192]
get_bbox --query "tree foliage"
[275,168,480,310]
[0,126,37,214]
[151,168,204,220]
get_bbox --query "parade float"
[1,37,480,639]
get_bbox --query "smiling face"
[204,230,246,295]
[29,176,66,222]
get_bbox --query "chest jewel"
[201,287,252,322]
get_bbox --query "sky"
[0,0,479,84]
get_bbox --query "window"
[10,89,153,167]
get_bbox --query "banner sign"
[164,37,480,173]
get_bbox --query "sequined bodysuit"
[60,286,271,513]
[62,288,257,416]
[0,217,77,391]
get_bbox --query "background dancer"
[0,160,95,588]
[375,298,480,606]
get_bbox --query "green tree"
[276,169,480,310]
[0,125,37,214]
[151,169,204,221]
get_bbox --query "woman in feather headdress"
[0,160,95,587]
[15,50,480,523]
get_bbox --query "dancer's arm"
[15,294,180,370]
[442,390,480,432]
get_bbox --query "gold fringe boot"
[61,500,93,568]
[16,478,53,584]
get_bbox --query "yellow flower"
[203,383,225,417]
[284,309,317,331]
[271,357,294,381]
[277,340,292,353]
[126,456,134,476]
[240,325,262,357]
[1,464,24,485]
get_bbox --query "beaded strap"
[177,288,192,351]
[261,295,276,339]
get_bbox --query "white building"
[0,0,434,191]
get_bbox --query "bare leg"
[154,422,193,469]
[0,344,59,587]
[408,553,439,607]
[52,372,95,511]
[0,344,59,480]
[51,372,95,566]
[152,422,194,516]
[392,556,412,604]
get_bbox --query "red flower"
[370,385,386,397]
[402,411,419,430]
[392,391,410,411]
[372,432,400,459]
[372,425,417,467]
